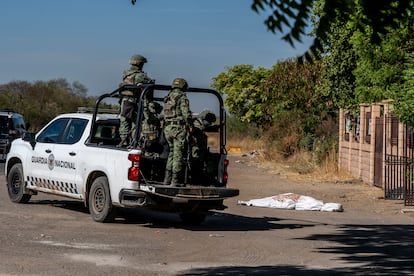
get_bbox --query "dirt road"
[1,155,414,275]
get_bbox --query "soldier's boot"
[163,170,172,184]
[171,171,185,187]
[171,173,179,186]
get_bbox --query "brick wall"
[338,103,384,186]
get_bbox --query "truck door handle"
[69,152,76,156]
[45,149,52,153]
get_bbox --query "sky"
[0,0,313,97]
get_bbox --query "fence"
[384,114,414,205]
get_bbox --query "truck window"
[62,119,88,144]
[91,124,120,146]
[37,118,69,143]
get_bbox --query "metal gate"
[374,117,383,187]
[384,115,414,205]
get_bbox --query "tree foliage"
[352,27,406,104]
[0,79,96,130]
[211,59,335,157]
[211,65,271,127]
[251,0,413,61]
[315,0,414,127]
[393,54,414,127]
[263,59,328,130]
[316,9,358,114]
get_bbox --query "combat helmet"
[171,78,188,90]
[129,54,147,65]
[199,110,216,127]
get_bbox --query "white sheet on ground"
[238,193,343,212]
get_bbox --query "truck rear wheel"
[89,176,115,223]
[7,163,31,203]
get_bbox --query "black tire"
[179,212,206,225]
[7,163,31,203]
[88,176,115,223]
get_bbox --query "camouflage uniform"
[191,111,216,158]
[190,110,216,185]
[141,97,163,155]
[119,54,153,146]
[163,78,192,186]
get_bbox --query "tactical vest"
[123,71,139,85]
[121,70,139,96]
[163,93,183,120]
[121,70,152,96]
[142,100,161,139]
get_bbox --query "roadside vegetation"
[214,62,339,176]
[0,79,97,131]
[212,1,414,176]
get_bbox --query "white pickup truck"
[5,84,239,224]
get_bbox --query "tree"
[315,0,414,123]
[315,6,359,114]
[263,59,327,121]
[211,64,272,128]
[251,0,413,60]
[393,54,414,127]
[211,59,333,156]
[0,80,96,130]
[384,21,414,127]
[265,60,331,131]
[352,26,407,105]
[71,81,88,97]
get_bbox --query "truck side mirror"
[23,132,36,150]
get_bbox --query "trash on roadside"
[209,234,224,238]
[238,192,343,212]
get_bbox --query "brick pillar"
[338,109,344,171]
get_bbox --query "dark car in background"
[0,109,27,160]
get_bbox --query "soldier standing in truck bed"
[141,89,163,155]
[190,110,216,184]
[119,54,153,146]
[163,78,192,186]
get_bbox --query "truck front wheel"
[89,176,115,223]
[7,163,31,203]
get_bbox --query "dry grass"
[206,132,220,152]
[227,136,355,183]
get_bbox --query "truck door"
[27,117,69,187]
[48,118,88,197]
[27,118,87,198]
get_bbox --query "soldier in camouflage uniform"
[163,78,192,186]
[119,54,153,146]
[190,110,216,185]
[141,90,163,155]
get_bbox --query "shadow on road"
[114,200,414,275]
[14,198,414,274]
[28,199,89,214]
[178,224,414,275]
[25,199,314,231]
[117,208,314,232]
[178,265,368,275]
[178,264,401,275]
